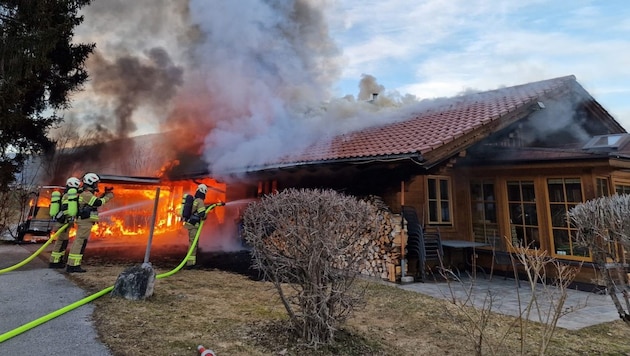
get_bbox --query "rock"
[111,262,156,300]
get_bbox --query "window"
[507,180,540,249]
[427,176,452,225]
[470,180,499,246]
[615,184,630,195]
[582,134,630,151]
[596,177,610,197]
[548,178,588,259]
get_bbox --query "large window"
[507,180,540,249]
[548,178,588,259]
[427,176,452,225]
[470,180,499,246]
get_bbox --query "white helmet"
[83,172,100,186]
[66,177,81,188]
[197,184,208,194]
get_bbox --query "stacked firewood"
[355,196,406,282]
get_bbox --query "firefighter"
[48,176,81,269]
[182,184,209,269]
[66,172,114,273]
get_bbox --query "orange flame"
[74,178,226,243]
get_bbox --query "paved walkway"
[396,274,620,330]
[0,243,112,356]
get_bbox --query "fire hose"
[0,223,70,275]
[0,203,221,344]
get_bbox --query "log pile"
[355,196,406,282]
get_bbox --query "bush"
[242,188,378,347]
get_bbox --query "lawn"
[67,259,630,356]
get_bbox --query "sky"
[64,0,630,176]
[331,0,630,127]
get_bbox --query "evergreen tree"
[0,0,94,190]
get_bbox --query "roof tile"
[272,75,576,166]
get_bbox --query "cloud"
[334,0,630,127]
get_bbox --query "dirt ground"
[59,248,630,356]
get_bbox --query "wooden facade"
[226,76,630,286]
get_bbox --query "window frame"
[546,177,590,261]
[506,179,541,250]
[469,179,500,246]
[595,177,610,197]
[426,175,453,226]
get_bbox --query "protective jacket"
[185,197,207,226]
[78,189,114,222]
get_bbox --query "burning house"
[154,75,630,286]
[23,74,630,286]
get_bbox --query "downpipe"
[0,223,70,275]
[0,203,224,344]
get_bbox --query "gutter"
[228,152,426,174]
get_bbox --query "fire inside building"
[17,172,250,266]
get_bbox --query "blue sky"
[328,0,630,128]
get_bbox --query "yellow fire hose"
[0,223,70,275]
[0,204,219,343]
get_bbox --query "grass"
[65,258,630,356]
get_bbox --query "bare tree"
[569,194,630,325]
[242,188,377,348]
[0,153,48,241]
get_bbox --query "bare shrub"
[511,243,582,355]
[441,239,581,356]
[569,194,630,325]
[242,188,378,348]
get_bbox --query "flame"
[156,159,180,178]
[72,178,226,243]
[38,197,51,206]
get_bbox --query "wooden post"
[400,181,406,278]
[143,187,161,264]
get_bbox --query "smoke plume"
[66,0,423,179]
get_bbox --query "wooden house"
[214,75,630,285]
[54,74,626,285]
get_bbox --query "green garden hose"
[0,223,69,275]
[0,203,221,343]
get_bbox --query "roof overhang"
[223,152,425,176]
[99,174,162,185]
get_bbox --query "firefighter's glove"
[104,186,114,193]
[101,191,114,201]
[199,211,207,221]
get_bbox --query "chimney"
[369,93,378,103]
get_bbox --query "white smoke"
[185,1,425,175]
[70,0,427,177]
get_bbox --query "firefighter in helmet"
[66,173,114,273]
[49,176,81,269]
[182,184,209,269]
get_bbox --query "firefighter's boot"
[48,262,64,269]
[66,265,87,273]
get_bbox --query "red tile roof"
[269,75,578,168]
